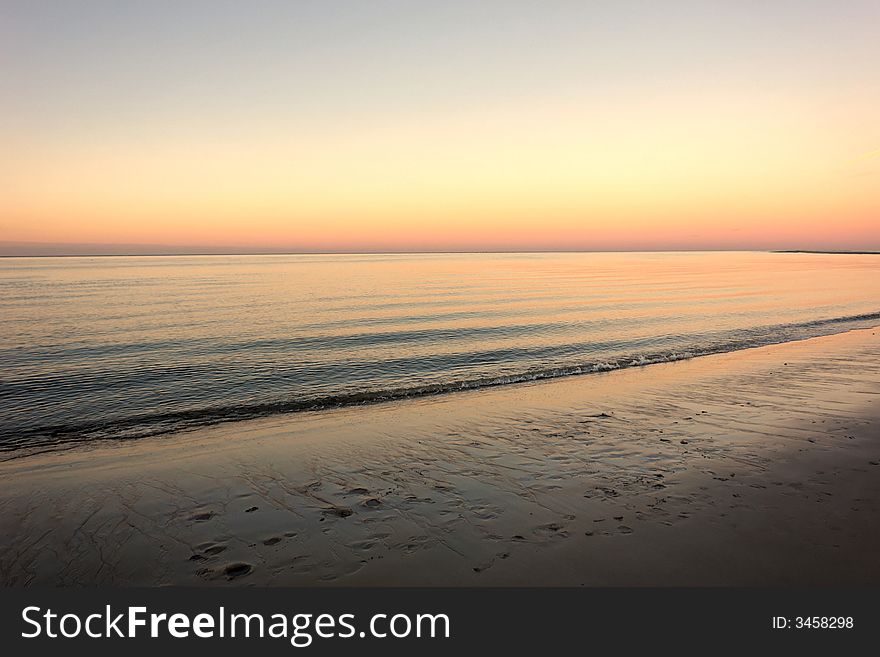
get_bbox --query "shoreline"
[2,327,879,586]
[6,314,880,460]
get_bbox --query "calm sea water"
[1,252,879,454]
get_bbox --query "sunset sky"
[2,1,879,253]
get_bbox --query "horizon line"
[3,248,880,258]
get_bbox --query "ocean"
[1,251,878,455]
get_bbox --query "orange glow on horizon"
[3,4,879,253]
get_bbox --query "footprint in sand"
[224,563,253,580]
[473,552,511,573]
[286,555,317,574]
[189,542,226,561]
[398,535,431,554]
[469,504,500,520]
[533,523,569,539]
[532,483,563,492]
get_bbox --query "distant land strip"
[774,250,880,255]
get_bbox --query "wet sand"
[2,328,879,586]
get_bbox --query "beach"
[2,327,878,586]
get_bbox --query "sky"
[2,0,879,254]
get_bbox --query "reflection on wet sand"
[2,328,879,586]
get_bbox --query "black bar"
[1,588,875,655]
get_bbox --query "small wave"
[3,311,879,459]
